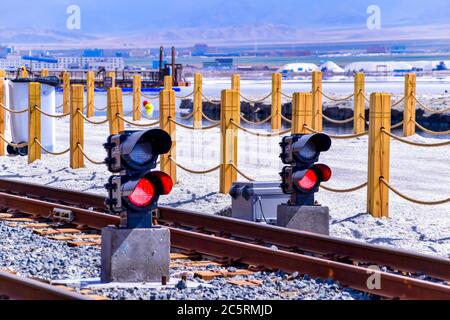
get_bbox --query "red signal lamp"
[297,169,318,191]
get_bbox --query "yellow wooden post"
[107,71,116,87]
[0,81,4,156]
[193,73,202,129]
[271,73,282,131]
[220,89,239,194]
[86,71,95,118]
[403,73,417,137]
[312,71,323,131]
[63,72,70,114]
[0,69,6,79]
[160,87,177,184]
[292,93,313,134]
[231,74,241,126]
[107,87,124,135]
[132,75,142,121]
[367,93,391,218]
[354,72,366,134]
[70,85,85,169]
[40,69,49,77]
[164,76,173,90]
[28,82,41,164]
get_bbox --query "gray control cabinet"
[230,181,290,224]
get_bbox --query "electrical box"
[229,181,290,224]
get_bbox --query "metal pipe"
[171,46,175,86]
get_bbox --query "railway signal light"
[279,134,332,206]
[104,129,172,228]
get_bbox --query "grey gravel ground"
[0,221,375,300]
[0,223,100,280]
[90,274,372,301]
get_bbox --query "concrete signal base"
[277,205,330,235]
[101,226,170,283]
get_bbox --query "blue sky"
[1,0,449,35]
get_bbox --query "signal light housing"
[104,129,171,173]
[279,133,332,206]
[104,129,173,228]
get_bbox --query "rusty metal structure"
[8,47,189,89]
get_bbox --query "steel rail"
[0,190,449,299]
[0,179,449,281]
[0,270,93,300]
[170,228,450,300]
[0,191,120,229]
[157,207,450,281]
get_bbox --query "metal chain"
[177,111,194,120]
[140,92,159,100]
[169,157,221,174]
[391,121,404,129]
[321,113,354,124]
[320,182,367,193]
[117,114,160,127]
[202,112,220,123]
[230,120,291,137]
[281,114,292,123]
[413,119,450,135]
[34,138,70,156]
[141,113,159,121]
[176,91,195,99]
[240,114,272,125]
[380,178,449,205]
[200,91,220,103]
[239,92,272,104]
[76,143,105,165]
[279,90,293,100]
[200,122,221,130]
[0,134,28,148]
[94,105,108,111]
[35,107,70,119]
[304,125,368,139]
[381,128,450,147]
[391,96,406,107]
[362,93,371,103]
[319,89,355,102]
[169,118,220,130]
[0,102,28,114]
[77,110,109,125]
[230,162,255,181]
[412,95,450,114]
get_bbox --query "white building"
[0,55,24,70]
[319,61,345,73]
[57,57,124,70]
[344,61,414,73]
[0,54,124,71]
[279,63,319,73]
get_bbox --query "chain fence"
[380,178,449,205]
[381,128,450,147]
[304,125,368,139]
[231,120,291,137]
[169,156,220,175]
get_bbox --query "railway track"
[0,179,449,300]
[0,270,96,300]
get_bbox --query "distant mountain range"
[3,23,450,49]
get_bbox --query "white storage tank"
[10,78,58,154]
[1,80,12,134]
